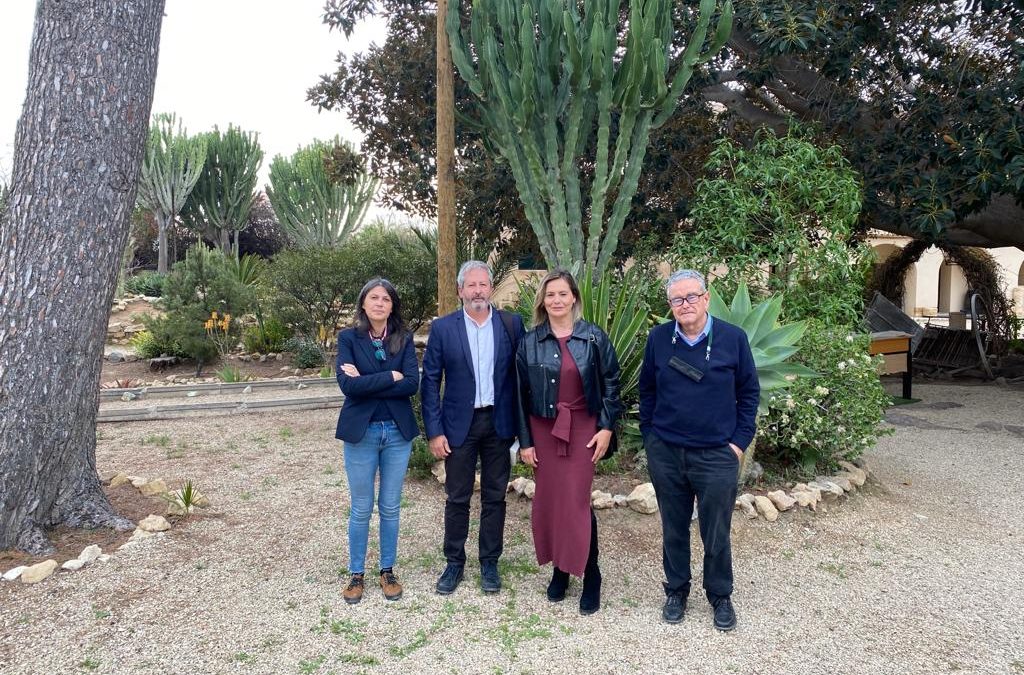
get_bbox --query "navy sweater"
[638,317,759,450]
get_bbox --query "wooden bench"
[869,331,913,399]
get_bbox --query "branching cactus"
[448,0,732,278]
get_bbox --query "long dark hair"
[355,278,409,355]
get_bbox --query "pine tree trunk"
[0,0,166,553]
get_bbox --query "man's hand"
[519,447,538,468]
[429,435,451,459]
[341,363,360,377]
[729,442,743,460]
[586,429,614,464]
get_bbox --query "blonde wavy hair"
[532,268,583,328]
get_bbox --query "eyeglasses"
[371,338,386,361]
[669,292,706,307]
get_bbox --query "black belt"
[474,405,494,411]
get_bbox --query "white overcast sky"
[0,0,386,187]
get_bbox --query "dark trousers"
[443,407,513,565]
[645,433,738,601]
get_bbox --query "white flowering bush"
[756,321,892,475]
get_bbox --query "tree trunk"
[157,214,170,274]
[0,0,166,553]
[436,0,458,315]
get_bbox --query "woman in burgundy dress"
[515,269,621,615]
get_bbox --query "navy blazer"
[334,328,420,443]
[420,308,524,447]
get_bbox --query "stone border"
[1,474,209,585]
[99,376,337,401]
[98,393,343,423]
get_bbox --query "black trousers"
[443,407,513,565]
[645,433,738,601]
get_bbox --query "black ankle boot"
[547,567,569,602]
[579,510,601,615]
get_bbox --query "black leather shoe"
[480,561,501,594]
[662,593,687,624]
[712,596,736,632]
[547,567,569,602]
[435,564,464,595]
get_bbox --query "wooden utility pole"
[436,0,458,316]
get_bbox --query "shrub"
[129,330,167,359]
[242,317,291,354]
[672,128,871,326]
[124,271,166,297]
[755,321,893,476]
[285,336,325,369]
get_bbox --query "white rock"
[508,477,530,494]
[193,494,211,509]
[431,462,446,485]
[78,544,102,564]
[791,489,819,510]
[140,479,169,497]
[838,461,867,486]
[96,554,111,563]
[242,385,253,394]
[613,494,628,507]
[166,501,187,516]
[137,514,171,532]
[753,495,779,522]
[128,528,154,543]
[809,480,844,500]
[121,392,136,402]
[626,483,659,514]
[20,559,58,584]
[3,566,27,581]
[591,489,612,501]
[735,494,758,519]
[61,559,86,572]
[591,491,615,509]
[523,480,536,499]
[831,474,855,492]
[109,472,132,488]
[297,383,308,390]
[186,391,199,398]
[766,490,797,512]
[130,476,148,488]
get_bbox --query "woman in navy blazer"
[335,278,419,605]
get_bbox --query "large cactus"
[136,113,207,274]
[266,138,378,249]
[448,0,732,278]
[180,125,263,254]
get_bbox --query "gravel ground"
[1,381,1022,674]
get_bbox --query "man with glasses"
[422,261,525,596]
[639,269,759,631]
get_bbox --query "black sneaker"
[712,596,736,632]
[662,593,687,624]
[435,563,464,595]
[480,561,501,594]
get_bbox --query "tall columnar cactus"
[135,113,207,274]
[180,125,263,254]
[266,139,378,249]
[448,0,732,278]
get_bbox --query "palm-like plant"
[708,282,817,481]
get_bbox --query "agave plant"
[708,282,817,482]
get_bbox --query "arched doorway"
[872,244,917,314]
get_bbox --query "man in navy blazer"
[421,260,525,595]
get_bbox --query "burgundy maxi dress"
[529,335,598,577]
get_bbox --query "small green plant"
[162,478,204,516]
[124,270,166,297]
[406,438,435,479]
[143,434,171,447]
[129,330,171,359]
[242,316,290,354]
[278,427,294,439]
[233,651,256,663]
[79,657,101,671]
[318,364,333,378]
[298,655,326,674]
[215,365,250,383]
[92,607,111,620]
[285,335,325,369]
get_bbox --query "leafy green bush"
[673,128,871,326]
[242,317,291,354]
[143,244,254,375]
[125,271,166,297]
[756,321,893,476]
[128,330,168,359]
[285,336,325,369]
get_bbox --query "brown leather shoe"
[380,570,403,601]
[342,574,364,604]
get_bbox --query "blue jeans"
[343,420,412,574]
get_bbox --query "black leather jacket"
[515,319,622,448]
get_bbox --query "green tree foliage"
[309,0,722,265]
[673,129,871,326]
[266,138,378,248]
[700,0,1024,249]
[181,125,263,253]
[143,245,255,375]
[135,113,207,273]
[446,0,732,278]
